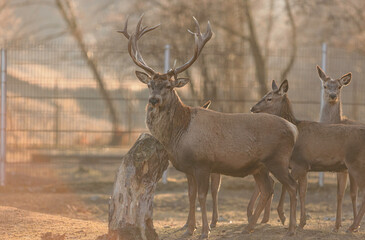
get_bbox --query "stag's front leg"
[195,169,211,239]
[333,172,347,232]
[210,173,221,228]
[182,173,197,236]
[244,169,273,234]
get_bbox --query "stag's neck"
[146,91,191,151]
[278,96,299,125]
[319,92,343,124]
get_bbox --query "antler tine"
[118,17,130,39]
[127,33,156,75]
[172,17,213,75]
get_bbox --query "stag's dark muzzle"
[149,97,160,106]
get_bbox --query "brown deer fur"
[317,65,360,231]
[121,16,299,238]
[251,79,365,233]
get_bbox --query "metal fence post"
[318,43,327,188]
[0,49,7,186]
[161,45,170,184]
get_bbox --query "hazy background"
[1,0,365,181]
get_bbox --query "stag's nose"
[329,93,337,100]
[149,97,160,106]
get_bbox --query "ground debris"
[41,232,66,240]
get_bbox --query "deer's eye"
[323,86,327,89]
[338,86,341,89]
[266,98,272,102]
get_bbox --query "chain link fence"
[1,41,365,187]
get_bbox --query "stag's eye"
[266,98,272,102]
[323,86,327,89]
[338,86,341,89]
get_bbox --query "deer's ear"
[172,78,190,88]
[278,80,289,94]
[135,71,150,84]
[316,65,328,82]
[272,80,278,91]
[340,72,352,86]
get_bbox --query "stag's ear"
[272,80,278,91]
[339,72,352,86]
[278,80,289,95]
[172,78,190,88]
[316,65,328,82]
[135,71,150,84]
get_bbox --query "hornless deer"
[120,15,299,238]
[250,79,365,233]
[317,65,360,231]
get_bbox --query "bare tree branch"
[280,0,297,81]
[55,0,121,145]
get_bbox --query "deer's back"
[172,109,297,177]
[292,121,365,172]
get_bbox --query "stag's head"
[317,65,352,104]
[119,15,212,108]
[250,80,289,115]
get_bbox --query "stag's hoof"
[332,227,339,233]
[210,222,217,228]
[286,230,295,236]
[182,228,195,238]
[242,226,254,234]
[346,225,359,233]
[278,214,286,225]
[199,233,209,239]
[298,220,306,229]
[261,217,269,224]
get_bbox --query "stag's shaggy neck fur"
[277,96,299,126]
[146,90,191,151]
[319,90,343,123]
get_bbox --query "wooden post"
[108,133,169,240]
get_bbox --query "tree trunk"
[108,133,169,240]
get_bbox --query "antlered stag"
[317,65,360,231]
[251,79,365,233]
[120,15,299,238]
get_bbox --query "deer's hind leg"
[210,173,221,228]
[348,187,365,233]
[244,168,273,233]
[333,172,348,232]
[266,157,298,235]
[349,173,358,219]
[248,176,274,224]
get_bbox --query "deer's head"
[250,80,289,115]
[316,65,352,104]
[120,15,212,108]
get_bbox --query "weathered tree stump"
[108,133,169,240]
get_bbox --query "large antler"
[169,17,212,76]
[118,14,160,76]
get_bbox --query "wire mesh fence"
[1,41,365,187]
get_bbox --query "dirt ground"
[1,167,365,240]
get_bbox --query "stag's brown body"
[120,15,299,238]
[251,80,365,233]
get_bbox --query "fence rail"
[1,42,365,186]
